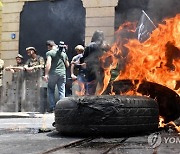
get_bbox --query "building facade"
[0,0,119,67]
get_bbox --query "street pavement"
[0,112,180,154]
[0,112,83,154]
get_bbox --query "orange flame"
[168,121,180,134]
[96,15,180,134]
[98,14,180,96]
[159,116,166,128]
[159,116,180,134]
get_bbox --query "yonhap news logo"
[148,132,180,148]
[148,132,162,148]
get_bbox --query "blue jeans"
[48,74,66,110]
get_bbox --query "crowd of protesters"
[0,30,110,113]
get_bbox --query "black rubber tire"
[55,95,159,136]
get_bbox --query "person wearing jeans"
[48,74,66,110]
[44,40,69,112]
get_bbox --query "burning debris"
[86,14,180,135]
[100,14,180,91]
[159,116,180,134]
[165,41,180,71]
[69,12,180,135]
[96,14,180,134]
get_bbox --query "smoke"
[115,0,180,27]
[114,0,180,50]
[147,0,180,23]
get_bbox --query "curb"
[0,112,54,118]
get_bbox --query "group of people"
[5,47,44,74]
[70,30,110,96]
[0,30,110,113]
[0,41,68,112]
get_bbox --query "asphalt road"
[0,112,180,154]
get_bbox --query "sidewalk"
[0,112,55,132]
[0,112,48,118]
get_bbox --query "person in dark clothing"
[80,30,110,95]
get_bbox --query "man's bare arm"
[44,56,52,82]
[65,60,70,68]
[70,63,77,80]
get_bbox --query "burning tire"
[55,95,159,136]
[105,80,180,122]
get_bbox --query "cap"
[75,45,84,51]
[26,47,37,52]
[59,41,65,47]
[16,54,23,59]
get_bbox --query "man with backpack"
[44,40,69,112]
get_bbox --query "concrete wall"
[1,0,24,66]
[0,6,2,58]
[0,0,118,66]
[83,0,118,44]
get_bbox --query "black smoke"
[115,0,180,29]
[147,0,180,23]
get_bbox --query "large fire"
[75,14,180,133]
[97,14,180,133]
[98,14,180,96]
